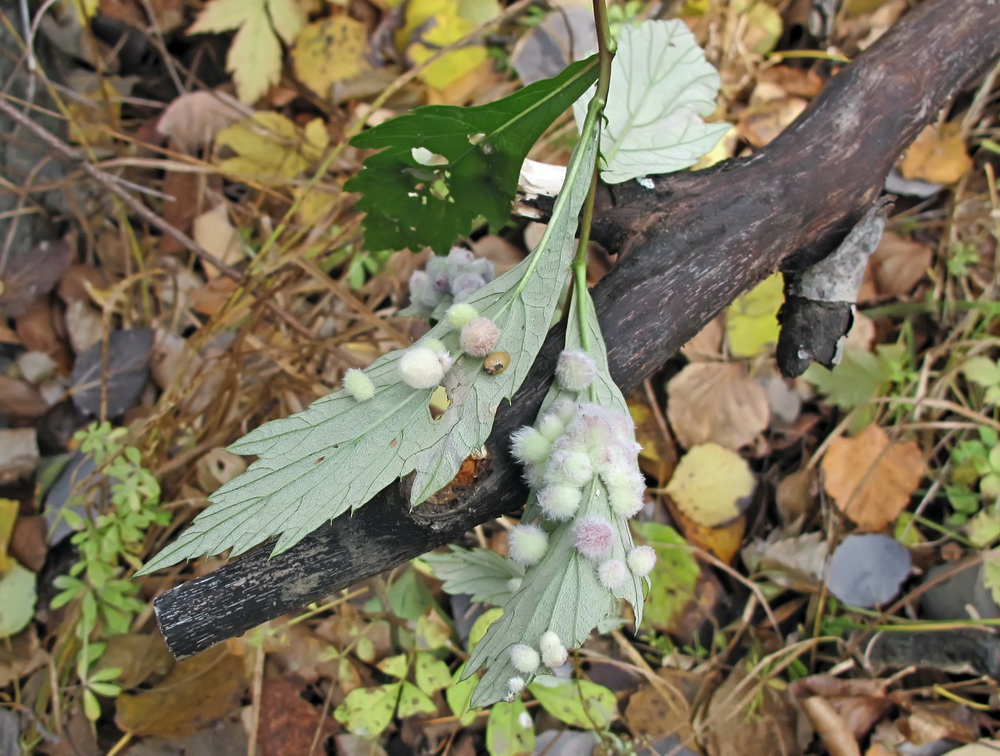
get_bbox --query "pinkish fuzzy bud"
[460,317,500,357]
[555,350,597,392]
[537,485,582,521]
[573,516,614,560]
[598,559,629,590]
[545,448,594,487]
[511,426,552,466]
[510,644,540,674]
[627,546,657,577]
[343,369,375,401]
[539,631,568,668]
[508,524,548,566]
[399,347,446,389]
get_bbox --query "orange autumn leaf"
[821,424,925,531]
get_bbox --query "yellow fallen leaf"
[0,498,18,574]
[293,17,370,97]
[408,14,488,89]
[899,124,972,185]
[666,443,756,528]
[216,112,315,182]
[821,424,926,531]
[726,272,783,358]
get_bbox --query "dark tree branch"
[153,0,1000,659]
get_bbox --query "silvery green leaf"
[573,20,729,184]
[464,290,645,708]
[138,132,599,576]
[424,546,525,606]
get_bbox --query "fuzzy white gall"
[627,545,657,577]
[555,349,597,392]
[459,317,501,357]
[510,426,552,466]
[343,369,375,401]
[510,644,540,674]
[544,448,594,487]
[398,347,447,389]
[508,524,548,566]
[598,559,629,589]
[539,631,568,668]
[537,485,582,521]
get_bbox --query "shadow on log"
[154,0,1000,659]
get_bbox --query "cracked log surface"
[154,0,1000,659]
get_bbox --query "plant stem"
[571,0,616,352]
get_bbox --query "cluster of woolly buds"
[398,339,453,390]
[511,399,578,492]
[343,368,375,402]
[539,631,568,668]
[555,350,597,392]
[408,247,495,315]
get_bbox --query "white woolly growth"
[398,347,447,389]
[627,546,657,577]
[446,302,478,328]
[510,426,552,467]
[343,369,375,401]
[544,448,594,487]
[507,676,526,696]
[539,631,568,668]
[537,485,582,521]
[510,644,540,674]
[598,559,629,590]
[408,247,495,316]
[555,349,597,392]
[608,480,645,518]
[508,524,548,566]
[460,317,501,357]
[552,399,578,426]
[573,516,614,560]
[536,413,566,442]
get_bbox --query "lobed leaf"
[138,126,599,576]
[344,56,598,253]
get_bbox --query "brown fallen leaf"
[115,645,247,737]
[899,123,972,184]
[624,670,697,744]
[737,97,808,148]
[868,232,932,298]
[157,90,244,153]
[258,677,337,756]
[0,239,74,318]
[667,362,770,451]
[790,676,890,742]
[797,696,861,756]
[0,376,48,418]
[821,425,925,531]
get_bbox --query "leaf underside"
[345,56,598,254]
[138,119,600,576]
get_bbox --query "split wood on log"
[153,0,1000,659]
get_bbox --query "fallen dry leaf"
[667,362,770,451]
[0,239,74,318]
[790,676,889,743]
[868,232,932,297]
[899,123,972,184]
[699,668,803,756]
[737,97,808,148]
[822,425,925,531]
[115,645,247,737]
[666,443,756,528]
[257,677,337,756]
[796,696,861,756]
[157,90,244,153]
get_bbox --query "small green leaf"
[388,566,433,621]
[804,343,906,411]
[0,562,37,637]
[397,680,438,718]
[414,652,451,694]
[631,521,700,632]
[83,688,102,721]
[345,56,597,253]
[446,664,479,726]
[469,608,504,652]
[334,683,401,738]
[962,356,1000,390]
[424,546,525,605]
[486,700,534,756]
[573,20,728,183]
[985,549,1000,605]
[377,653,410,680]
[528,676,617,730]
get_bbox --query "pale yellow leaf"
[293,17,370,95]
[303,118,330,159]
[189,0,261,34]
[192,205,244,276]
[266,0,305,44]
[666,443,756,528]
[217,112,311,181]
[228,4,283,103]
[408,15,488,89]
[900,123,972,185]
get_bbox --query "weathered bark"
[154,0,1000,659]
